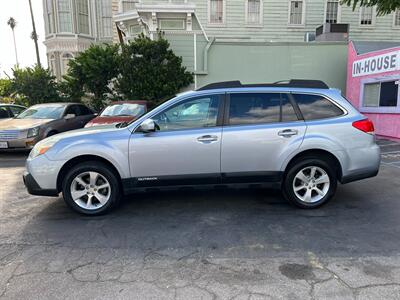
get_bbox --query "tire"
[282,157,337,209]
[62,161,121,215]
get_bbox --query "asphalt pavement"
[0,138,400,299]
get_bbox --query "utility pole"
[28,0,41,67]
[7,17,19,66]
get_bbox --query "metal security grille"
[289,1,303,25]
[210,0,224,23]
[326,1,339,24]
[247,0,261,24]
[0,130,20,141]
[360,6,373,25]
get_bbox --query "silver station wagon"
[23,80,380,215]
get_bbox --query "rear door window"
[228,93,299,125]
[292,93,344,120]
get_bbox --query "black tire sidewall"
[283,158,337,209]
[62,162,120,215]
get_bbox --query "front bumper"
[23,171,59,197]
[0,137,40,150]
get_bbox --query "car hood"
[44,124,120,143]
[86,116,136,127]
[0,118,53,130]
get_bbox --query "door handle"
[197,135,218,143]
[278,129,298,137]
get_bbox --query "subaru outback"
[23,80,380,215]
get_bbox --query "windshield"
[16,106,64,119]
[101,103,146,117]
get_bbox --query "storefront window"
[363,80,399,108]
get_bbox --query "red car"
[85,101,147,127]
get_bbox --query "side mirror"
[138,119,156,133]
[64,113,76,120]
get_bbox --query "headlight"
[29,138,57,159]
[27,127,40,138]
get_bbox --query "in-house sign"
[352,51,400,77]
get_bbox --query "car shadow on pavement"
[17,163,400,259]
[0,152,29,168]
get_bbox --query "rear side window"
[293,93,344,120]
[228,93,298,125]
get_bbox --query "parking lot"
[0,138,400,299]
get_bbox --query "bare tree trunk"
[29,0,41,67]
[12,29,18,66]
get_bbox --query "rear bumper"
[339,143,380,184]
[23,171,59,197]
[340,168,379,184]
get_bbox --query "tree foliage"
[0,78,13,98]
[64,44,120,110]
[116,34,193,107]
[341,0,400,15]
[11,66,60,106]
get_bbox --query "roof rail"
[197,79,329,91]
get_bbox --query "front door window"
[152,95,221,131]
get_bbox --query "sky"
[0,0,47,78]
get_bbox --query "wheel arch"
[56,155,123,192]
[283,149,343,181]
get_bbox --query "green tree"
[341,0,400,15]
[11,66,60,106]
[116,33,193,107]
[64,44,120,110]
[0,78,13,97]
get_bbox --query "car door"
[128,94,224,187]
[76,105,95,127]
[221,92,306,183]
[60,105,82,132]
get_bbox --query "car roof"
[110,100,147,105]
[30,102,85,107]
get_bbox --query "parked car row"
[0,101,147,150]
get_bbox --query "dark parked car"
[0,103,95,150]
[0,104,26,119]
[85,101,148,127]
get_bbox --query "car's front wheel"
[282,158,337,209]
[62,161,121,215]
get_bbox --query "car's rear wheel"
[62,161,121,215]
[283,158,337,208]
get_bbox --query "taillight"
[352,118,375,134]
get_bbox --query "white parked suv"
[23,80,380,215]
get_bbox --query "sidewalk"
[376,137,400,168]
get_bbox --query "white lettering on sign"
[352,51,400,77]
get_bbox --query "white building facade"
[43,0,118,79]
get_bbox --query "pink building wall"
[346,42,400,139]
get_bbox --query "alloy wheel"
[70,171,111,210]
[292,166,330,203]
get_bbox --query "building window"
[58,0,72,32]
[46,0,54,33]
[289,0,304,25]
[122,0,136,12]
[61,53,73,76]
[246,0,262,25]
[158,19,186,30]
[77,0,90,34]
[209,0,224,24]
[394,9,400,26]
[363,81,399,108]
[129,24,142,36]
[99,0,112,37]
[325,1,339,24]
[360,6,374,25]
